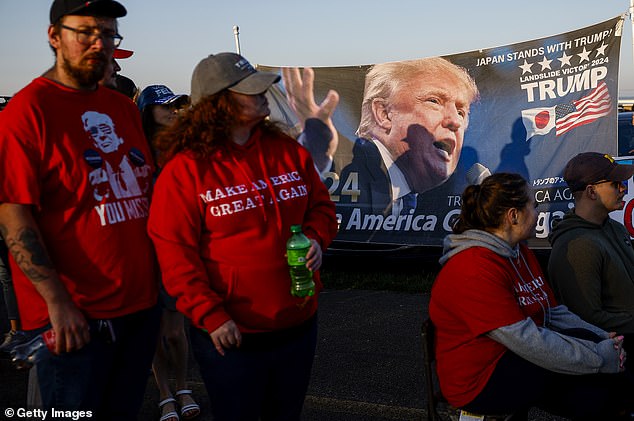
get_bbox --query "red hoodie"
[148,126,337,334]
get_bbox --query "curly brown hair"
[153,90,286,167]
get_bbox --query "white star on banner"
[519,59,534,74]
[578,47,591,63]
[538,56,553,71]
[596,43,608,57]
[558,51,572,67]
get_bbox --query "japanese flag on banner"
[521,82,612,141]
[521,107,556,141]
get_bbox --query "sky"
[2,0,634,97]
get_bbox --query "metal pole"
[630,0,634,73]
[233,25,241,55]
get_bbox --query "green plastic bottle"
[286,225,315,297]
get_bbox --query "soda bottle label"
[288,249,309,265]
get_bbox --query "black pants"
[190,316,318,421]
[463,348,634,420]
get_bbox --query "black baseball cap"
[563,152,634,192]
[190,52,280,104]
[50,0,127,24]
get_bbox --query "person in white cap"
[147,52,338,421]
[0,0,160,418]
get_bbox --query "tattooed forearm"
[18,228,53,268]
[4,226,55,283]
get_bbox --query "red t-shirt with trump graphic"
[0,77,157,330]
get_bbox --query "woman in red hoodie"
[147,52,338,421]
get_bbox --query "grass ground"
[321,245,552,294]
[321,252,440,294]
[321,267,437,293]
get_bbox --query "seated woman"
[429,172,634,420]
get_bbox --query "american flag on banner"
[521,82,612,141]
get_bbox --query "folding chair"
[421,317,443,421]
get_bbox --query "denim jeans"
[0,238,18,321]
[35,305,160,420]
[191,315,318,421]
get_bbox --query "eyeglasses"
[591,180,628,190]
[61,25,123,48]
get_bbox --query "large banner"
[264,16,624,248]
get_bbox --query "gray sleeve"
[548,305,609,339]
[487,317,621,374]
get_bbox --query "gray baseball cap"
[190,52,280,104]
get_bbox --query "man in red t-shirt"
[0,1,159,418]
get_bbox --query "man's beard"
[62,54,106,88]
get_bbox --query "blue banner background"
[264,16,624,248]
